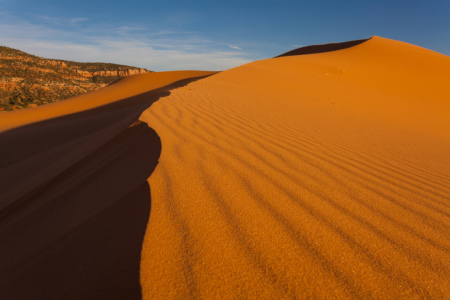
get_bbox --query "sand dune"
[0,71,216,299]
[139,36,450,298]
[0,36,449,299]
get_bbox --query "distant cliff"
[0,46,152,111]
[75,68,149,77]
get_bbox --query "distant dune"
[1,36,449,299]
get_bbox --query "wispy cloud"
[0,14,253,71]
[70,17,88,23]
[33,14,88,25]
[227,45,243,50]
[147,30,196,36]
[2,38,250,71]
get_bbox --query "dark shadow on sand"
[0,75,212,169]
[0,75,212,299]
[274,38,371,58]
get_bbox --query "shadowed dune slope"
[0,71,216,299]
[275,37,370,57]
[140,36,450,298]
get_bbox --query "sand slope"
[0,71,215,299]
[140,37,450,298]
[1,36,449,299]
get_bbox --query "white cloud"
[4,39,250,71]
[227,45,243,50]
[0,17,253,71]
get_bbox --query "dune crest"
[0,71,216,299]
[140,36,450,298]
[1,36,449,299]
[275,37,370,57]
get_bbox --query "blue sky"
[0,0,448,71]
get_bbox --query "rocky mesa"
[0,46,152,111]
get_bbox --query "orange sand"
[139,37,450,298]
[0,71,216,132]
[0,36,449,299]
[0,71,216,299]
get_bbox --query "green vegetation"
[65,61,133,73]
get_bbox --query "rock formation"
[0,45,152,110]
[76,68,150,77]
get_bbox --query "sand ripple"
[140,37,450,298]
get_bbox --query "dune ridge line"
[0,35,449,299]
[0,70,216,299]
[139,36,450,298]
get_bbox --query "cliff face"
[76,68,150,77]
[48,60,67,68]
[0,46,152,111]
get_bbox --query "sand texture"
[139,37,450,298]
[0,36,449,299]
[0,71,216,299]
